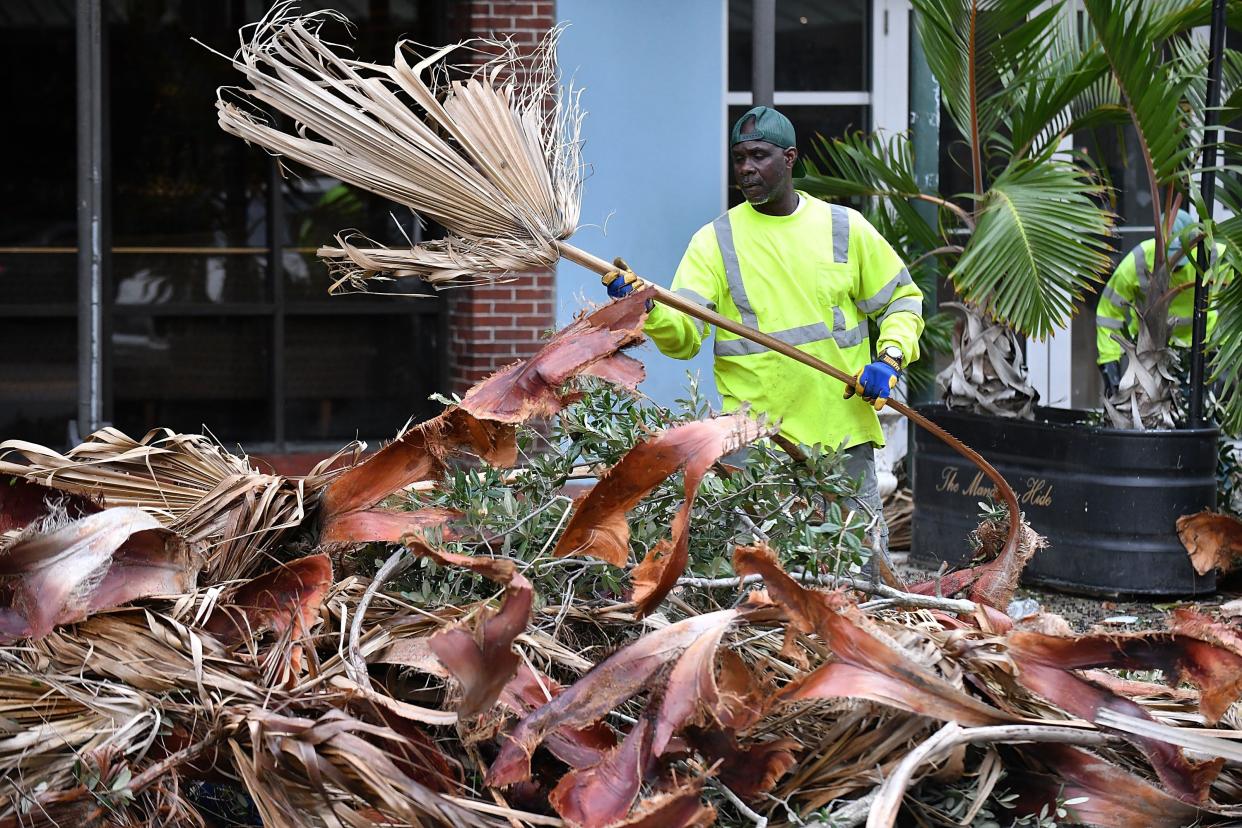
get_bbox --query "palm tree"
[1081,0,1242,429]
[801,0,1116,419]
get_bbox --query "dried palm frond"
[938,302,1040,419]
[0,666,161,799]
[0,427,318,582]
[882,488,912,551]
[0,506,201,642]
[1104,313,1182,429]
[229,707,491,828]
[214,2,582,290]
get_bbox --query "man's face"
[731,139,796,206]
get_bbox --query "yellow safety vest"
[644,194,923,449]
[1095,239,1229,365]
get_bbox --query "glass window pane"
[1074,124,1155,254]
[0,7,75,246]
[285,314,441,442]
[728,105,867,206]
[111,316,273,443]
[0,253,76,306]
[729,0,868,92]
[107,0,270,247]
[112,253,267,306]
[282,250,440,302]
[938,103,976,202]
[0,317,76,447]
[284,177,426,255]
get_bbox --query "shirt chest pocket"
[813,261,856,317]
[813,262,866,349]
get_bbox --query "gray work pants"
[842,445,891,580]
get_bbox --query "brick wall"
[447,1,558,395]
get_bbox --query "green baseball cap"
[731,105,807,177]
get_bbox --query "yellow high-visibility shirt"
[1095,239,1230,365]
[644,194,923,449]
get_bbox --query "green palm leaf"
[1206,165,1242,431]
[906,311,957,396]
[1172,38,1242,153]
[800,131,921,199]
[951,155,1114,338]
[800,131,943,252]
[1209,253,1242,433]
[1083,0,1198,186]
[911,0,1061,192]
[1004,13,1114,158]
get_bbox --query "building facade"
[1,0,1198,461]
[1,0,557,460]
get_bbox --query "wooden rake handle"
[555,240,1021,567]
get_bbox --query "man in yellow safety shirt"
[604,106,924,576]
[1096,210,1230,397]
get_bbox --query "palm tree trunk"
[938,303,1039,419]
[1103,271,1181,429]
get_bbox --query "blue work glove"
[844,347,903,410]
[601,258,654,310]
[602,257,640,299]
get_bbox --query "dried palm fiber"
[0,570,516,826]
[1104,311,1182,429]
[938,302,1040,419]
[0,427,359,582]
[213,2,581,291]
[882,488,912,551]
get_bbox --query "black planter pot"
[911,404,1217,598]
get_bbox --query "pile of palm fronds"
[5,291,1242,828]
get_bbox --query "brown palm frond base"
[1103,321,1182,430]
[938,302,1039,419]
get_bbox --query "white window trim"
[871,0,910,135]
[726,91,872,106]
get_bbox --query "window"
[0,0,449,450]
[726,0,871,204]
[0,3,78,446]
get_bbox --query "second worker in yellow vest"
[1095,209,1231,397]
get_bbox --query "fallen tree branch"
[1095,709,1242,763]
[347,545,412,685]
[676,572,832,589]
[713,779,768,828]
[675,572,977,614]
[867,722,1119,828]
[803,789,877,828]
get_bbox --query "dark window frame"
[0,0,450,451]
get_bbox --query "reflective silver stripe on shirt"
[714,321,832,357]
[1100,285,1128,308]
[1097,316,1125,330]
[1133,246,1148,294]
[877,295,922,325]
[830,204,850,264]
[831,306,868,348]
[675,287,716,310]
[854,265,914,315]
[713,214,757,327]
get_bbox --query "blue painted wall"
[555,0,724,409]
